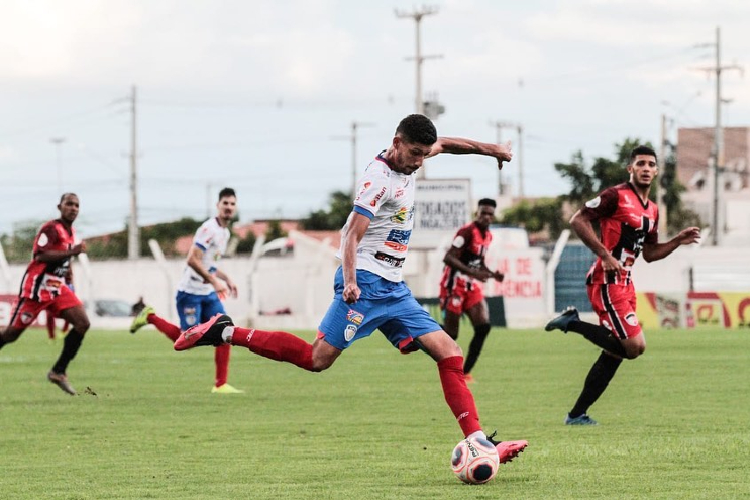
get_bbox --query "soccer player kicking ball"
[174,114,528,463]
[545,145,700,425]
[0,193,92,395]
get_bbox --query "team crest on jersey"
[585,196,601,208]
[390,205,414,224]
[344,324,357,342]
[346,309,364,325]
[625,313,639,326]
[21,313,33,325]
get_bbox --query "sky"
[1,0,749,238]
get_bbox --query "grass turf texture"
[0,326,748,499]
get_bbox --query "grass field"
[1,325,748,499]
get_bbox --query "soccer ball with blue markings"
[450,436,500,485]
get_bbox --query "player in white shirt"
[174,115,528,462]
[130,188,242,394]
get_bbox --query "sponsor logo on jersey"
[384,229,411,252]
[346,309,364,325]
[585,196,601,208]
[394,188,405,198]
[625,313,639,326]
[374,251,405,268]
[344,324,357,342]
[369,187,387,207]
[355,182,372,202]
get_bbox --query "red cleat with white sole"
[173,313,234,351]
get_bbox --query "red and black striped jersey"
[18,219,76,301]
[582,182,658,285]
[439,221,493,290]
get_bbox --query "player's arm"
[186,245,228,296]
[443,245,493,282]
[642,227,701,263]
[570,209,621,273]
[35,230,86,263]
[340,212,371,304]
[427,137,513,170]
[213,269,238,298]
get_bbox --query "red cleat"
[495,439,528,464]
[486,430,528,464]
[174,314,234,351]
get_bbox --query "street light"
[49,137,66,193]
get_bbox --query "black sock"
[463,323,491,375]
[569,351,622,418]
[568,320,627,357]
[51,329,85,374]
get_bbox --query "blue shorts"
[318,267,441,351]
[175,291,226,330]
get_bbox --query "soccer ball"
[450,436,500,485]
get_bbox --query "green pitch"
[1,326,748,499]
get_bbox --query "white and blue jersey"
[175,217,229,329]
[319,152,440,351]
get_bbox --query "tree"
[265,220,287,241]
[501,198,565,236]
[299,190,352,230]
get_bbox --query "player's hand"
[472,269,494,282]
[225,280,239,298]
[677,227,701,245]
[213,280,229,299]
[493,271,505,282]
[601,253,623,278]
[495,140,513,170]
[70,242,86,255]
[342,283,360,304]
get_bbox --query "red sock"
[214,343,230,387]
[147,314,181,342]
[438,356,482,437]
[231,327,314,371]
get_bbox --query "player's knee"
[74,318,91,334]
[310,354,335,372]
[624,344,645,360]
[474,323,491,338]
[1,328,22,343]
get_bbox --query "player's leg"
[200,294,241,393]
[46,312,57,340]
[565,351,622,425]
[462,297,491,376]
[0,298,39,348]
[546,285,628,358]
[50,301,90,395]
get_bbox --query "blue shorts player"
[130,187,243,394]
[174,114,528,463]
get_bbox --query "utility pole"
[333,121,375,198]
[657,114,669,237]
[490,121,524,198]
[396,6,442,180]
[696,27,743,246]
[128,85,140,260]
[49,137,66,194]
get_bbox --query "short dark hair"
[218,187,236,200]
[477,198,497,208]
[59,192,78,204]
[395,114,437,145]
[629,145,657,164]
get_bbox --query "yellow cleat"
[129,305,154,334]
[211,383,244,394]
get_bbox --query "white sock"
[467,430,486,441]
[221,326,235,343]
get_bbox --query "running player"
[129,187,242,394]
[545,145,701,425]
[0,193,91,395]
[439,198,504,382]
[173,115,528,463]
